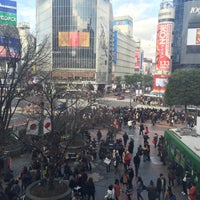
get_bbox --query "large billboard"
[155,23,173,72]
[153,74,169,91]
[0,0,16,26]
[181,1,200,64]
[58,32,90,47]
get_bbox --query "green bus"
[164,128,200,192]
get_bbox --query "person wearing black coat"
[156,173,166,200]
[128,138,134,154]
[133,153,141,177]
[86,177,95,200]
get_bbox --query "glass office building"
[36,0,113,86]
[172,0,200,71]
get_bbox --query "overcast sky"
[17,0,161,61]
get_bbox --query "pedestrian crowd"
[0,105,198,200]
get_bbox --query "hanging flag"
[43,118,51,134]
[27,120,39,135]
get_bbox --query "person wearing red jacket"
[189,182,197,200]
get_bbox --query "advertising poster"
[134,50,140,71]
[155,23,173,72]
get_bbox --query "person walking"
[123,150,131,171]
[104,154,111,173]
[120,170,128,193]
[97,129,102,144]
[156,173,166,200]
[127,166,134,188]
[104,184,115,200]
[153,133,158,148]
[113,179,121,200]
[136,176,145,200]
[146,180,158,200]
[139,123,144,135]
[113,150,120,174]
[133,153,141,177]
[164,186,177,200]
[189,182,197,200]
[86,177,95,200]
[145,126,149,135]
[128,138,134,154]
[123,132,129,147]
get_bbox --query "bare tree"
[0,24,50,150]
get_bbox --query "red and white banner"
[27,120,39,135]
[43,118,52,134]
[26,118,51,135]
[155,23,173,72]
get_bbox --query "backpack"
[169,194,176,200]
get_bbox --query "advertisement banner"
[0,12,16,25]
[155,23,173,72]
[134,50,140,71]
[153,74,169,91]
[58,32,90,47]
[113,30,118,63]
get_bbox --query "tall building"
[36,0,113,88]
[112,16,140,80]
[17,23,35,58]
[153,0,174,93]
[172,0,200,71]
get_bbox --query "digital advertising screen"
[58,32,90,47]
[181,1,200,64]
[153,74,169,91]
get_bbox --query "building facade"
[112,16,140,81]
[172,0,200,71]
[36,0,113,87]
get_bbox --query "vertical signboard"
[113,30,118,64]
[134,50,140,71]
[155,23,173,72]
